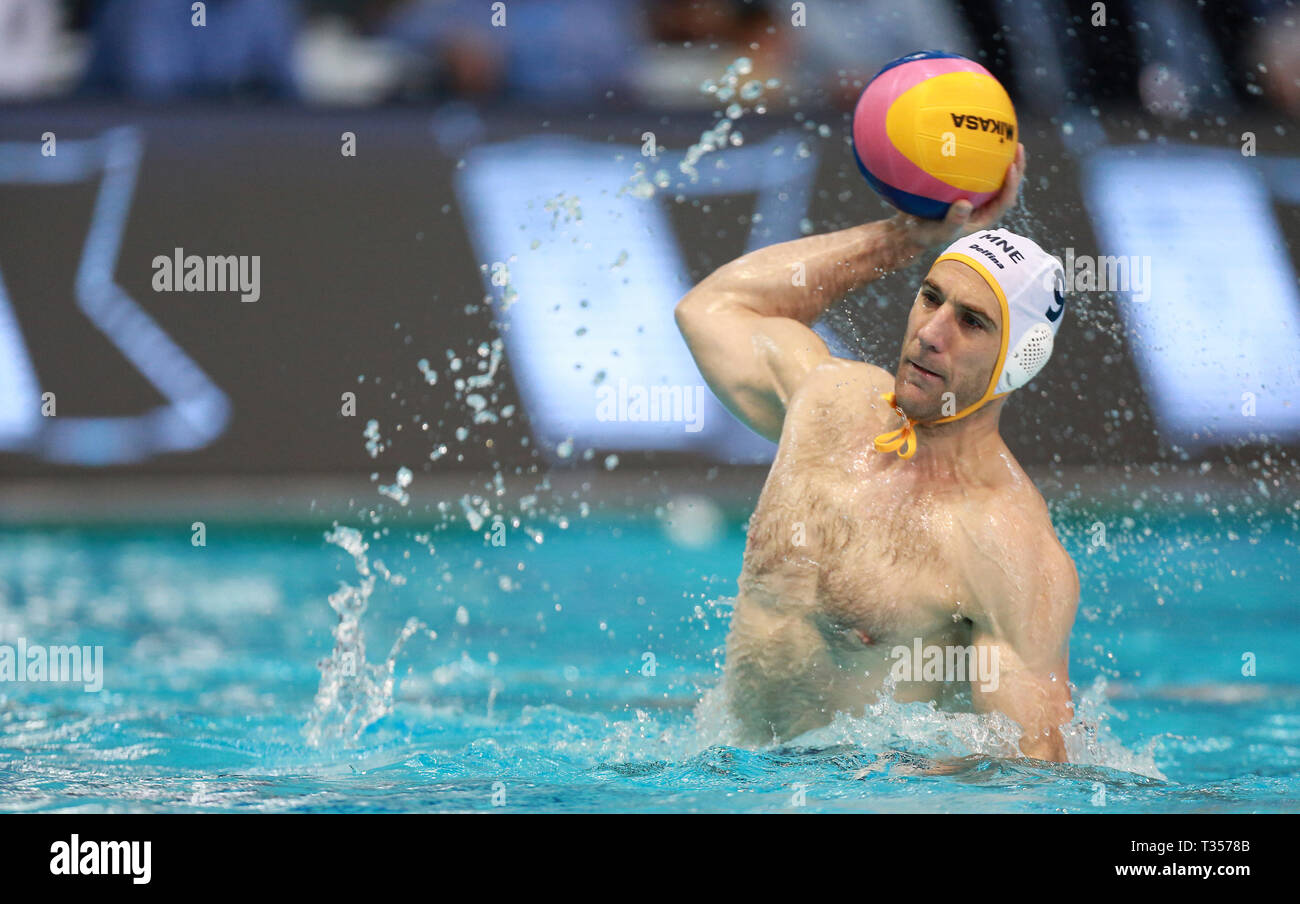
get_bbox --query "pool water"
[0,501,1297,813]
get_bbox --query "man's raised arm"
[673,144,1026,443]
[673,219,923,442]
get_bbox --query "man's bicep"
[676,304,833,442]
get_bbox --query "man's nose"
[916,308,955,349]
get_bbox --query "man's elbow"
[673,296,696,334]
[676,283,753,326]
[674,293,733,343]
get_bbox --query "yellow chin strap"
[872,391,924,459]
[872,252,1012,460]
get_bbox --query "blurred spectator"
[958,0,1298,122]
[0,0,1286,118]
[81,0,301,100]
[1130,0,1236,118]
[378,0,646,107]
[631,0,792,109]
[1096,0,1299,120]
[0,0,57,97]
[785,0,977,112]
[0,0,85,98]
[1242,1,1299,119]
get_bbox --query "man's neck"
[884,405,1009,486]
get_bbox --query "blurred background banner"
[0,0,1297,482]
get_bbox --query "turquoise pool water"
[0,501,1297,812]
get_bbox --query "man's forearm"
[683,218,926,324]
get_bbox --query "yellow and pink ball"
[853,51,1019,220]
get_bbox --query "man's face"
[894,259,1003,420]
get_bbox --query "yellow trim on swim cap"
[872,251,1012,459]
[928,251,1011,421]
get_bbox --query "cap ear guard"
[997,322,1054,393]
[945,230,1065,397]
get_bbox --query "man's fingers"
[946,199,974,228]
[991,150,1022,210]
[969,143,1025,228]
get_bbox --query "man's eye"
[965,315,982,328]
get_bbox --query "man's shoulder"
[778,359,898,448]
[1005,479,1073,564]
[970,477,1078,611]
[790,357,895,416]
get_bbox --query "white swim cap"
[874,228,1066,458]
[936,228,1067,398]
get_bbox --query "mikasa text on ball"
[852,50,1018,220]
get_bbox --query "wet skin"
[679,253,1079,759]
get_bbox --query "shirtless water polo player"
[675,144,1080,761]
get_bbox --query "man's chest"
[741,454,986,644]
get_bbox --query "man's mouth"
[907,359,944,381]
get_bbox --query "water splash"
[481,260,519,312]
[362,419,384,459]
[377,467,413,506]
[464,339,504,390]
[416,358,438,385]
[688,653,1166,780]
[620,57,781,200]
[303,525,435,747]
[543,192,582,228]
